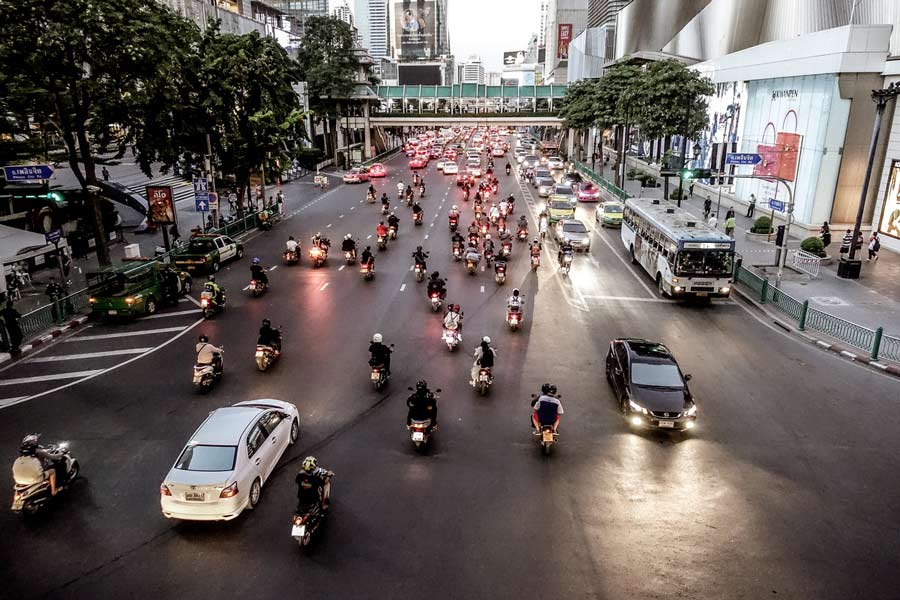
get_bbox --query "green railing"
[733,265,898,364]
[571,161,629,200]
[20,288,90,339]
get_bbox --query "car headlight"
[629,400,648,415]
[684,405,697,417]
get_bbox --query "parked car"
[173,233,243,273]
[596,201,624,228]
[342,167,370,184]
[554,219,591,252]
[368,163,387,178]
[605,339,697,432]
[160,399,301,521]
[577,181,601,202]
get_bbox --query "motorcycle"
[476,367,493,396]
[414,262,426,283]
[309,245,328,268]
[479,223,489,236]
[452,243,462,261]
[560,251,574,276]
[466,257,479,275]
[193,351,223,392]
[517,228,528,242]
[256,342,280,371]
[406,193,414,207]
[370,362,390,390]
[381,203,389,215]
[536,424,558,455]
[408,419,433,451]
[360,261,375,281]
[292,499,328,548]
[494,261,506,285]
[249,278,267,297]
[377,234,387,250]
[500,241,512,259]
[449,216,459,232]
[200,290,225,319]
[441,327,461,351]
[344,249,357,264]
[388,224,397,240]
[531,253,541,272]
[413,212,424,226]
[429,291,443,312]
[419,185,425,198]
[283,249,300,265]
[507,307,523,331]
[11,443,79,515]
[397,187,405,199]
[484,249,494,267]
[506,165,511,175]
[367,192,376,204]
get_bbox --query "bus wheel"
[656,274,667,297]
[630,245,637,264]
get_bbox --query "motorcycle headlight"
[629,400,648,415]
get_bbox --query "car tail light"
[220,481,239,498]
[160,483,172,496]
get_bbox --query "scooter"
[408,419,433,451]
[517,228,528,242]
[499,241,512,259]
[560,251,573,276]
[367,192,376,204]
[360,261,375,281]
[494,261,506,285]
[452,243,462,261]
[413,212,424,226]
[441,327,461,351]
[256,340,280,371]
[388,224,398,240]
[406,193,414,207]
[292,501,327,548]
[309,245,328,268]
[531,253,540,272]
[536,424,558,455]
[507,307,523,331]
[466,257,479,275]
[381,204,390,215]
[429,291,443,312]
[449,216,459,232]
[200,289,225,319]
[283,249,300,265]
[11,443,79,515]
[193,351,223,392]
[370,362,390,390]
[414,262,426,282]
[249,278,268,297]
[476,367,493,396]
[377,235,387,250]
[344,249,356,264]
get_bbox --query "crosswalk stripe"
[65,326,186,342]
[142,309,199,320]
[0,397,29,409]
[25,348,152,363]
[0,370,105,386]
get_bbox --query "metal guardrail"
[733,265,898,364]
[791,249,822,278]
[571,161,630,200]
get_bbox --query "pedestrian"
[703,196,712,219]
[205,214,214,232]
[267,195,274,208]
[707,214,718,229]
[591,151,598,171]
[839,229,852,255]
[228,190,238,214]
[170,223,181,242]
[725,206,735,220]
[746,194,756,218]
[868,232,881,261]
[724,215,736,237]
[689,182,695,198]
[855,230,865,255]
[1,301,23,355]
[101,166,110,181]
[820,222,831,247]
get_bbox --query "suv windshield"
[631,363,684,388]
[188,240,217,253]
[676,250,734,277]
[175,444,237,471]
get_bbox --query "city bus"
[621,197,735,299]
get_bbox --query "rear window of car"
[188,240,216,252]
[175,444,237,472]
[550,200,575,210]
[525,155,539,162]
[631,363,684,389]
[553,185,574,195]
[537,178,555,187]
[604,204,624,214]
[466,158,480,166]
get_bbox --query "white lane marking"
[242,284,251,291]
[400,284,407,291]
[326,223,332,228]
[409,265,414,271]
[133,309,199,321]
[339,214,344,219]
[480,285,485,293]
[581,295,675,303]
[319,282,330,291]
[0,370,105,386]
[25,348,152,363]
[338,265,346,271]
[367,234,372,239]
[66,326,186,342]
[593,229,656,298]
[177,298,191,303]
[350,206,355,210]
[269,265,278,271]
[0,397,29,409]
[424,234,429,240]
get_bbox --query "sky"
[446,0,542,71]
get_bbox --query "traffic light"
[679,168,713,180]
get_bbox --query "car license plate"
[108,310,117,315]
[658,420,675,428]
[696,292,708,297]
[371,371,380,381]
[412,431,424,442]
[542,431,554,443]
[291,524,305,538]
[185,492,204,501]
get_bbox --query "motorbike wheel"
[478,382,488,396]
[203,308,214,319]
[68,460,80,483]
[256,356,268,371]
[542,442,551,455]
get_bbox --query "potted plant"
[745,216,775,241]
[800,236,832,265]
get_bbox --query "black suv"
[605,339,697,432]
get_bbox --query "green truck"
[172,234,244,273]
[87,262,192,317]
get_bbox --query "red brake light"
[220,481,239,498]
[200,299,208,307]
[160,483,172,496]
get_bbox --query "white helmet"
[452,205,458,211]
[345,233,352,240]
[372,333,383,343]
[485,233,492,240]
[482,336,491,344]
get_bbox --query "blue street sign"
[195,196,209,212]
[768,199,785,211]
[193,176,209,211]
[725,153,762,166]
[3,164,54,181]
[45,228,64,244]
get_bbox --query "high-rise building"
[542,0,588,83]
[268,0,328,40]
[332,0,354,26]
[457,55,484,84]
[354,0,390,58]
[538,0,548,47]
[587,0,630,28]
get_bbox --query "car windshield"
[525,155,538,162]
[631,363,684,389]
[676,250,734,277]
[537,178,555,187]
[604,204,624,214]
[175,444,237,471]
[563,222,588,233]
[188,240,216,252]
[550,200,575,210]
[553,185,574,195]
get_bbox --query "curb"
[0,315,90,366]
[731,285,900,378]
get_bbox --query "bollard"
[799,300,809,331]
[871,327,883,361]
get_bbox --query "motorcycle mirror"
[530,394,536,398]
[407,387,414,391]
[435,388,442,393]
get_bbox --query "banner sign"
[557,24,572,60]
[395,0,435,59]
[146,186,176,225]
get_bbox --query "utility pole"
[676,95,690,207]
[206,133,218,228]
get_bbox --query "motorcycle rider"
[499,198,509,218]
[286,235,299,254]
[257,318,281,354]
[295,456,333,511]
[489,203,500,224]
[387,212,400,234]
[381,192,390,209]
[448,205,460,224]
[469,336,497,387]
[418,180,426,197]
[196,334,224,374]
[443,303,463,333]
[13,434,65,496]
[532,383,564,432]
[518,215,529,235]
[483,233,495,258]
[341,234,356,259]
[250,257,268,286]
[465,242,481,267]
[367,183,376,198]
[406,380,438,432]
[376,221,389,240]
[426,271,446,299]
[413,172,420,187]
[451,230,465,254]
[205,275,224,306]
[412,201,424,223]
[360,245,375,270]
[507,288,525,313]
[396,180,405,197]
[405,185,414,203]
[505,162,511,175]
[369,333,392,376]
[558,239,574,266]
[412,246,429,272]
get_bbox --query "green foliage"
[751,216,774,234]
[638,174,657,187]
[669,190,686,200]
[634,60,714,141]
[626,168,639,180]
[801,236,827,257]
[295,16,359,118]
[559,79,601,131]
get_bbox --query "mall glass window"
[878,160,900,240]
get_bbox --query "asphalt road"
[1,142,900,600]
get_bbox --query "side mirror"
[407,387,414,391]
[435,388,442,393]
[389,344,396,348]
[684,374,692,381]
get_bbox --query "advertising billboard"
[557,24,573,60]
[503,51,526,67]
[398,63,442,85]
[878,161,900,241]
[146,186,176,225]
[395,0,435,59]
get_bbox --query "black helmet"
[541,383,552,395]
[430,271,440,280]
[262,318,271,328]
[416,380,428,392]
[199,335,209,343]
[549,384,558,395]
[417,245,423,252]
[20,433,40,456]
[512,289,520,297]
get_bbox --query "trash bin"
[837,257,861,279]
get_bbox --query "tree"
[559,79,601,131]
[592,64,643,187]
[0,0,200,266]
[295,16,359,161]
[633,60,714,203]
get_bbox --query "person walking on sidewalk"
[707,214,718,229]
[746,194,756,218]
[725,206,735,220]
[101,166,110,181]
[724,215,736,237]
[868,233,880,261]
[703,196,712,219]
[840,229,852,255]
[689,182,695,198]
[1,301,23,355]
[820,222,831,248]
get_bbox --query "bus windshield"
[676,250,734,277]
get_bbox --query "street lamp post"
[840,82,900,278]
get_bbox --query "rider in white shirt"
[507,288,524,312]
[285,236,298,252]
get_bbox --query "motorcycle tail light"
[201,299,208,307]
[220,481,239,498]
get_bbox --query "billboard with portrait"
[878,161,900,241]
[503,51,526,67]
[146,186,176,225]
[557,24,573,60]
[395,0,435,59]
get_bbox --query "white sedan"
[443,161,459,174]
[160,399,299,521]
[547,156,565,169]
[435,158,448,172]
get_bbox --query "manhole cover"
[810,296,848,306]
